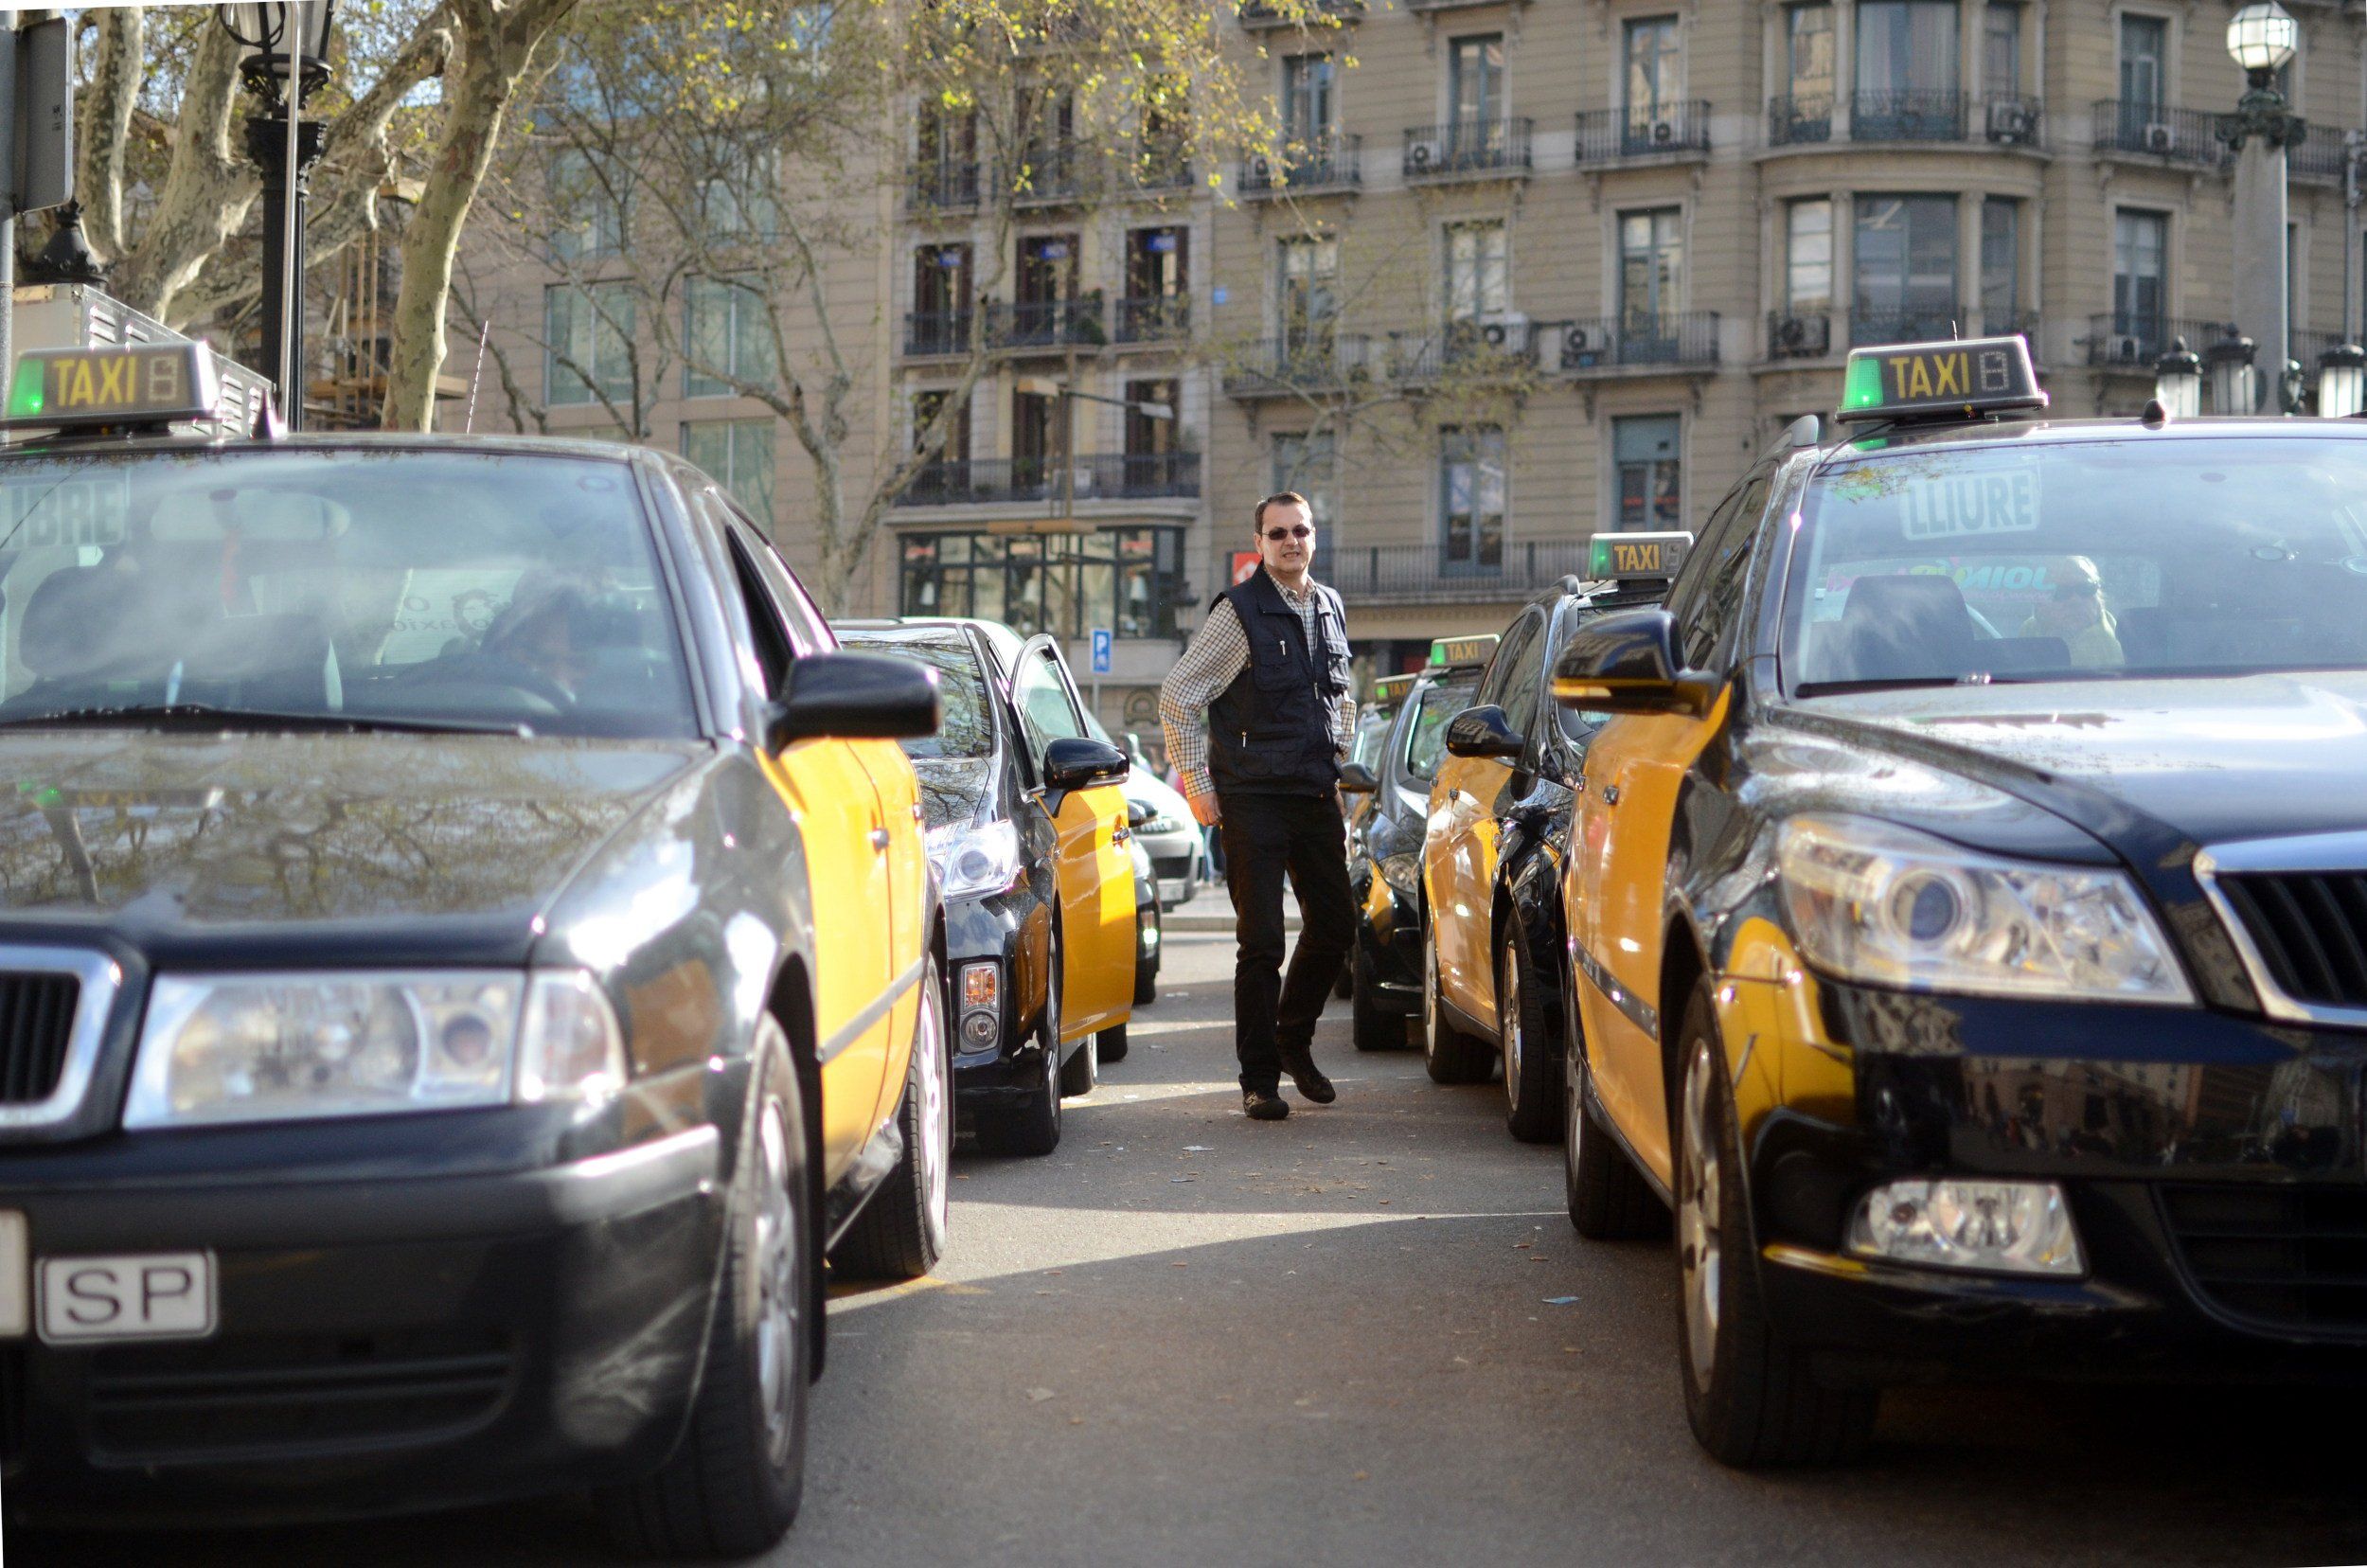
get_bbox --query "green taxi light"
[1842,352,1885,413]
[2,345,222,432]
[1588,530,1693,580]
[1834,334,2048,425]
[7,357,44,419]
[1426,633,1498,668]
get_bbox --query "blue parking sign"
[1090,628,1113,675]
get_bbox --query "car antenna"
[250,396,287,442]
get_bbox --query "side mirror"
[1550,609,1718,717]
[1041,735,1128,813]
[1339,759,1379,793]
[766,652,941,748]
[1444,704,1524,760]
[1127,796,1152,828]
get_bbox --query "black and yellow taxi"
[0,347,946,1554]
[1419,555,1682,1138]
[1333,670,1417,1001]
[1341,641,1492,1049]
[1553,333,2367,1466]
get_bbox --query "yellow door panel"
[764,737,892,1185]
[853,738,929,1128]
[1054,779,1136,1039]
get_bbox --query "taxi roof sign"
[1588,530,1693,581]
[1427,633,1499,670]
[1369,673,1418,705]
[4,345,224,433]
[1836,334,2047,425]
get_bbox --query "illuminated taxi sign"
[1588,530,1693,581]
[1426,633,1499,669]
[4,345,223,431]
[1369,673,1417,705]
[1837,334,2048,424]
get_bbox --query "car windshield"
[1351,706,1395,769]
[0,448,697,737]
[1786,435,2367,692]
[1403,677,1479,780]
[841,632,993,759]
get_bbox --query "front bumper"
[2,1122,723,1524]
[1141,828,1200,908]
[944,885,1055,1114]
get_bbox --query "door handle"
[911,802,924,821]
[1112,825,1131,844]
[1601,784,1621,807]
[869,829,891,852]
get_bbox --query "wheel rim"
[1043,930,1064,1126]
[1500,945,1522,1113]
[917,979,950,1246]
[1680,1039,1721,1391]
[1422,941,1440,1060]
[1564,1035,1585,1171]
[753,1096,800,1460]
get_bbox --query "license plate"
[39,1252,216,1344]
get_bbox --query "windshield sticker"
[0,473,129,548]
[1897,466,2039,541]
[374,568,523,665]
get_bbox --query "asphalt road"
[17,929,2367,1566]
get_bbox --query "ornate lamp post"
[2319,341,2367,418]
[2219,2,2304,412]
[2206,329,2259,416]
[217,3,336,429]
[2153,336,2202,419]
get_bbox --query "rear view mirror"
[1444,704,1524,760]
[1550,609,1717,717]
[766,652,941,747]
[1339,760,1379,793]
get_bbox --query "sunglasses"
[1263,526,1314,542]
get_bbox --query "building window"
[682,419,776,524]
[696,151,783,244]
[544,282,634,408]
[1779,4,1835,140]
[2119,15,2166,115]
[912,389,971,461]
[1624,17,1682,131]
[1278,236,1339,346]
[898,528,1185,640]
[1282,53,1336,145]
[1620,208,1684,341]
[1449,33,1505,127]
[1012,388,1064,477]
[547,150,625,264]
[1613,415,1682,531]
[1272,429,1337,530]
[1787,198,1833,311]
[1855,0,1959,135]
[1983,2,2022,97]
[1445,220,1509,323]
[1981,197,2021,331]
[2112,208,2168,342]
[684,276,775,398]
[1439,425,1506,572]
[1852,194,1957,346]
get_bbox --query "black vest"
[1206,568,1351,797]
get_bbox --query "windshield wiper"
[0,703,533,737]
[1791,676,1974,697]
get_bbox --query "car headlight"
[1776,815,2192,1004]
[1380,851,1422,896]
[927,819,1024,900]
[123,970,628,1129]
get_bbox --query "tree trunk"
[79,8,143,262]
[111,25,251,319]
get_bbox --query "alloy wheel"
[916,978,950,1251]
[752,1095,800,1462]
[1500,944,1523,1113]
[1679,1038,1722,1392]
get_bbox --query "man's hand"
[1187,792,1221,828]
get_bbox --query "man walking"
[1160,492,1358,1121]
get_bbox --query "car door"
[1429,611,1540,1024]
[716,513,896,1178]
[1571,472,1769,1185]
[1009,633,1136,1038]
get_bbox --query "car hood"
[0,731,700,960]
[913,756,994,831]
[1800,672,2367,847]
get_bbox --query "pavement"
[16,930,2367,1566]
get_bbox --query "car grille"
[1151,854,1194,880]
[2161,1185,2367,1333]
[86,1330,516,1460]
[0,972,80,1104]
[2212,872,2367,1010]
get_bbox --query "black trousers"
[1217,790,1356,1093]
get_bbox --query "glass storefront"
[899,526,1186,640]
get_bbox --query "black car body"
[0,403,942,1550]
[1555,337,2367,1464]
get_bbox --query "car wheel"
[1674,979,1878,1467]
[828,955,951,1280]
[1422,935,1492,1085]
[1350,941,1399,1052]
[1562,973,1664,1240]
[1500,925,1563,1144]
[975,923,1062,1157]
[600,1023,809,1558]
[1097,1021,1130,1063]
[1133,904,1161,1007]
[1058,1020,1098,1096]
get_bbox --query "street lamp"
[217,2,336,430]
[2218,3,2305,418]
[2153,336,2202,419]
[2320,341,2367,417]
[2207,329,2259,415]
[2227,2,2300,78]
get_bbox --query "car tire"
[1058,1023,1098,1096]
[1674,979,1878,1468]
[1500,925,1564,1144]
[1133,905,1161,1007]
[1421,935,1493,1085]
[1563,981,1664,1240]
[828,955,951,1281]
[1350,942,1399,1052]
[974,925,1062,1157]
[600,1023,809,1559]
[1097,1021,1130,1063]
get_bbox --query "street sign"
[1231,550,1260,584]
[1090,628,1112,675]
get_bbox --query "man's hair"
[1254,491,1311,531]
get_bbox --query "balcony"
[1552,312,1721,375]
[1850,89,1965,142]
[1313,541,1596,606]
[906,161,981,213]
[903,309,977,358]
[2086,312,2234,370]
[1221,333,1377,397]
[1768,94,1833,146]
[1113,295,1192,345]
[2091,102,2227,169]
[2290,123,2359,183]
[892,453,1201,508]
[1237,0,1363,27]
[1391,320,1544,382]
[986,296,1106,351]
[1009,143,1088,205]
[1129,151,1196,193]
[1240,134,1362,196]
[1766,311,1833,361]
[1402,119,1534,181]
[1575,102,1710,164]
[1850,308,1962,348]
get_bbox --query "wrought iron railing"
[1575,101,1710,162]
[903,310,977,357]
[1850,307,1963,348]
[1220,333,1376,394]
[893,453,1201,508]
[2289,123,2358,181]
[986,297,1106,349]
[1114,295,1192,343]
[2090,101,2228,167]
[2085,312,2234,369]
[1009,142,1088,204]
[907,161,981,210]
[1237,0,1364,26]
[1976,96,2044,147]
[1851,89,1966,141]
[1555,312,1721,372]
[1401,118,1535,178]
[1767,311,1832,360]
[1311,541,1597,602]
[1240,133,1362,193]
[1768,94,1834,146]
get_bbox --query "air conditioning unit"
[1409,138,1440,171]
[2144,121,2176,154]
[1985,100,2034,144]
[1560,323,1604,369]
[2111,332,2144,363]
[1476,311,1529,349]
[1651,118,1677,145]
[1776,315,1810,349]
[1251,155,1272,183]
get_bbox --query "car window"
[1551,604,1612,740]
[1497,619,1550,740]
[0,449,698,738]
[1011,642,1086,755]
[1403,676,1480,781]
[1351,706,1395,768]
[721,530,793,701]
[1682,470,1770,670]
[1478,611,1539,709]
[840,632,994,759]
[738,519,837,655]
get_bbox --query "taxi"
[1419,553,1683,1139]
[0,347,945,1554]
[1342,639,1490,1048]
[1334,669,1418,1001]
[1554,334,2367,1466]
